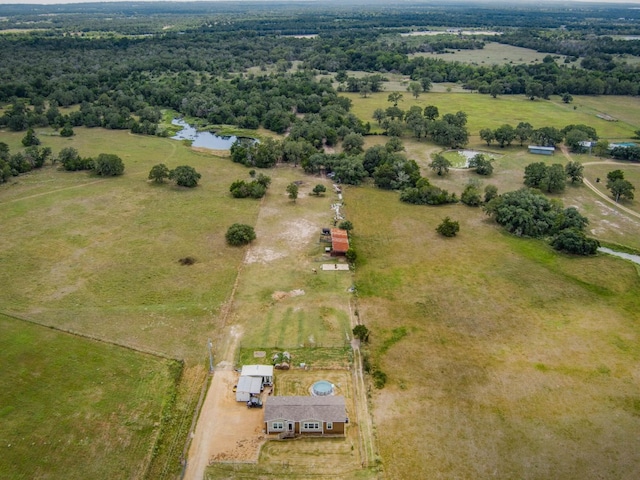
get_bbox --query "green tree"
[60,124,74,137]
[608,179,635,202]
[345,248,357,265]
[562,92,574,104]
[551,229,599,255]
[93,153,124,176]
[148,163,170,183]
[494,124,516,148]
[607,170,625,183]
[436,217,460,237]
[21,128,40,147]
[461,183,482,207]
[565,129,590,153]
[539,163,566,193]
[429,154,451,176]
[170,165,201,187]
[593,140,610,157]
[515,122,534,146]
[352,324,369,343]
[407,81,423,99]
[342,133,364,155]
[489,81,503,98]
[565,161,584,184]
[372,108,386,125]
[525,81,543,100]
[312,184,327,196]
[480,128,495,146]
[286,182,299,202]
[523,162,548,188]
[484,184,498,203]
[469,154,494,175]
[225,223,256,246]
[339,220,353,232]
[424,105,439,121]
[387,92,403,106]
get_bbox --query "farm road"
[560,146,640,221]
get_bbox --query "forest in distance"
[3,3,640,480]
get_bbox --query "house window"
[272,422,283,430]
[302,422,320,430]
[326,422,333,430]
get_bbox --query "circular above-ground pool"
[311,380,334,396]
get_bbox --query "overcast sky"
[1,0,640,5]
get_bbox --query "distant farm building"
[330,228,349,256]
[264,396,347,437]
[236,365,274,402]
[528,146,555,155]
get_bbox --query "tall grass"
[347,185,640,479]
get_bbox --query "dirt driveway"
[184,369,266,480]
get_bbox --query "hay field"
[346,185,640,479]
[0,313,177,480]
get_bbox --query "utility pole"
[208,338,214,373]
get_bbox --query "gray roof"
[237,375,262,394]
[264,396,346,423]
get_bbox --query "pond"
[598,247,640,266]
[171,118,249,150]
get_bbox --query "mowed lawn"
[0,314,177,480]
[347,186,640,479]
[0,127,259,362]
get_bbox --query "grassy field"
[0,313,177,480]
[349,92,640,140]
[0,127,258,362]
[0,125,261,478]
[410,41,574,66]
[3,91,640,479]
[346,185,640,479]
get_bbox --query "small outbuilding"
[330,228,349,256]
[236,365,274,402]
[528,145,555,155]
[264,396,347,436]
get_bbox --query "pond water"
[598,247,640,266]
[171,118,242,150]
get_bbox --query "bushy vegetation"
[225,223,256,246]
[484,188,599,255]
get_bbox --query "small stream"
[171,119,249,150]
[598,247,640,266]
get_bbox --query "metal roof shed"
[235,375,263,402]
[528,145,555,155]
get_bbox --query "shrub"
[551,229,600,255]
[93,153,124,176]
[225,223,256,246]
[436,217,460,237]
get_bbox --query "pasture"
[2,89,640,479]
[410,41,574,66]
[0,127,258,362]
[346,185,640,479]
[349,92,640,140]
[0,125,260,478]
[0,313,177,480]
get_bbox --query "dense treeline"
[2,2,639,34]
[0,3,639,145]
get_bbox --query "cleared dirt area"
[184,369,266,480]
